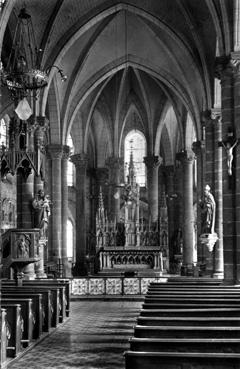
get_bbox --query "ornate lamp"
[0,8,66,101]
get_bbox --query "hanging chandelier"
[0,7,66,101]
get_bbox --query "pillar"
[176,150,195,275]
[71,153,88,276]
[47,144,63,265]
[232,55,240,282]
[234,0,240,52]
[62,145,70,277]
[105,156,123,222]
[18,171,36,279]
[211,111,224,279]
[144,155,161,223]
[164,166,175,263]
[192,140,205,267]
[215,57,234,281]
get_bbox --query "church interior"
[1,0,240,368]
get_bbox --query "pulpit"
[2,229,40,283]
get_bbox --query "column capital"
[192,141,204,156]
[215,55,233,80]
[105,156,124,170]
[176,149,195,163]
[71,153,88,169]
[62,145,70,160]
[47,144,63,160]
[230,51,240,76]
[211,108,222,122]
[144,155,162,168]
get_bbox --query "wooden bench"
[3,283,65,324]
[142,302,240,309]
[2,278,70,318]
[147,290,240,296]
[134,325,240,338]
[129,337,240,353]
[125,351,240,369]
[144,296,240,305]
[137,316,240,327]
[2,298,33,348]
[2,286,52,332]
[139,307,240,317]
[3,285,59,328]
[1,309,8,366]
[1,304,22,358]
[2,292,43,339]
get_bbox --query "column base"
[62,257,72,278]
[212,271,224,279]
[181,263,199,277]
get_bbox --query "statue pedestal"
[199,232,218,252]
[35,238,47,278]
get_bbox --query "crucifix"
[219,138,239,176]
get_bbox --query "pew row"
[125,351,240,369]
[1,278,70,369]
[129,337,240,353]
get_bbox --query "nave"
[8,300,142,369]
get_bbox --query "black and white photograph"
[0,1,240,368]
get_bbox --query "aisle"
[9,300,142,369]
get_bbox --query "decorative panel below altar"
[98,247,167,272]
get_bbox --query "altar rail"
[71,277,167,296]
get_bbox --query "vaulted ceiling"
[0,0,232,166]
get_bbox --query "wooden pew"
[3,283,65,324]
[2,292,43,339]
[134,325,240,338]
[2,278,70,318]
[129,337,240,353]
[144,296,240,305]
[1,304,22,358]
[139,307,240,317]
[1,309,8,366]
[142,302,240,309]
[3,286,59,328]
[2,298,33,348]
[147,290,240,296]
[125,351,240,369]
[2,287,52,332]
[137,316,240,327]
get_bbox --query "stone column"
[192,140,205,267]
[215,57,234,281]
[231,55,240,282]
[234,0,240,52]
[164,166,175,263]
[176,150,195,275]
[211,110,224,279]
[62,145,70,277]
[105,156,123,222]
[17,171,36,279]
[34,116,48,194]
[144,155,161,223]
[71,153,88,276]
[47,144,63,266]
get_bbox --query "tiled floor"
[8,300,142,369]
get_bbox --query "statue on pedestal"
[32,189,51,238]
[200,185,216,234]
[199,185,218,252]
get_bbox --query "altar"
[95,150,169,274]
